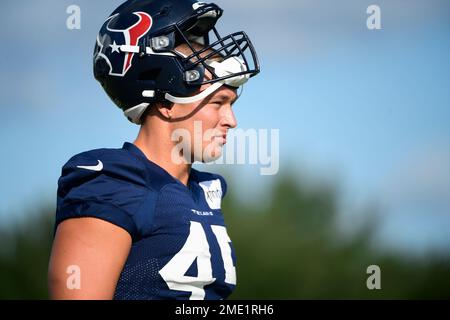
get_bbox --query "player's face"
[170,83,238,163]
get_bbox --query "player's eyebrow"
[212,93,238,105]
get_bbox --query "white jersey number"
[158,221,236,300]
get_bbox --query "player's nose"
[222,105,237,129]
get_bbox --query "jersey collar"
[122,142,199,196]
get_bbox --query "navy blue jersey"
[55,142,236,300]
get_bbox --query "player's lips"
[213,134,227,145]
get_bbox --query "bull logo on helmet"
[94,11,152,77]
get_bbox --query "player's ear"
[156,102,174,120]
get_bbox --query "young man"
[48,0,259,300]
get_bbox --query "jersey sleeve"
[55,151,152,240]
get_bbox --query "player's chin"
[200,143,223,163]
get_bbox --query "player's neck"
[133,124,191,186]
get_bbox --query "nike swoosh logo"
[76,160,103,171]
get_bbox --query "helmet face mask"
[93,0,260,124]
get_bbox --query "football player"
[48,0,259,300]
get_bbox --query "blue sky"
[1,0,449,254]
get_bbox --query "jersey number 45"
[159,221,236,300]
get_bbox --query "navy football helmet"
[93,0,260,124]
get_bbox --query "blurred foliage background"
[1,172,449,299]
